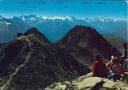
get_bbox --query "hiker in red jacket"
[92,55,108,78]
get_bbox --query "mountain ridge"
[0,15,127,43]
[0,27,90,90]
[57,25,120,60]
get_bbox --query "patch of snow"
[41,16,73,21]
[4,21,11,25]
[29,17,36,20]
[0,15,4,19]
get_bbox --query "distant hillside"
[0,15,29,43]
[103,33,126,51]
[112,29,127,41]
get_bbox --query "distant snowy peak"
[0,15,5,20]
[41,16,73,20]
[0,15,127,27]
[3,21,11,25]
[19,15,75,21]
[84,18,127,22]
[0,16,12,26]
[12,15,127,23]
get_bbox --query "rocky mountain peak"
[57,25,120,62]
[24,27,42,35]
[23,27,50,43]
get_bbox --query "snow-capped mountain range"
[0,15,127,43]
[20,15,73,21]
[0,15,29,43]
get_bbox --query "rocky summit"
[57,25,120,65]
[0,26,121,90]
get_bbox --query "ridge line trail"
[28,34,56,50]
[1,36,33,90]
[0,34,53,90]
[18,34,49,46]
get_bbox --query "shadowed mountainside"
[0,26,121,90]
[0,28,89,90]
[57,25,120,65]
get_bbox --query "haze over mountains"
[0,15,127,44]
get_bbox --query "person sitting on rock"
[107,58,125,80]
[92,55,108,78]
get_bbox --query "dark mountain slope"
[57,25,120,65]
[0,28,88,90]
[103,33,126,51]
[0,26,121,90]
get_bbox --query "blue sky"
[0,0,127,19]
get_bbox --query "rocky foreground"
[45,74,128,90]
